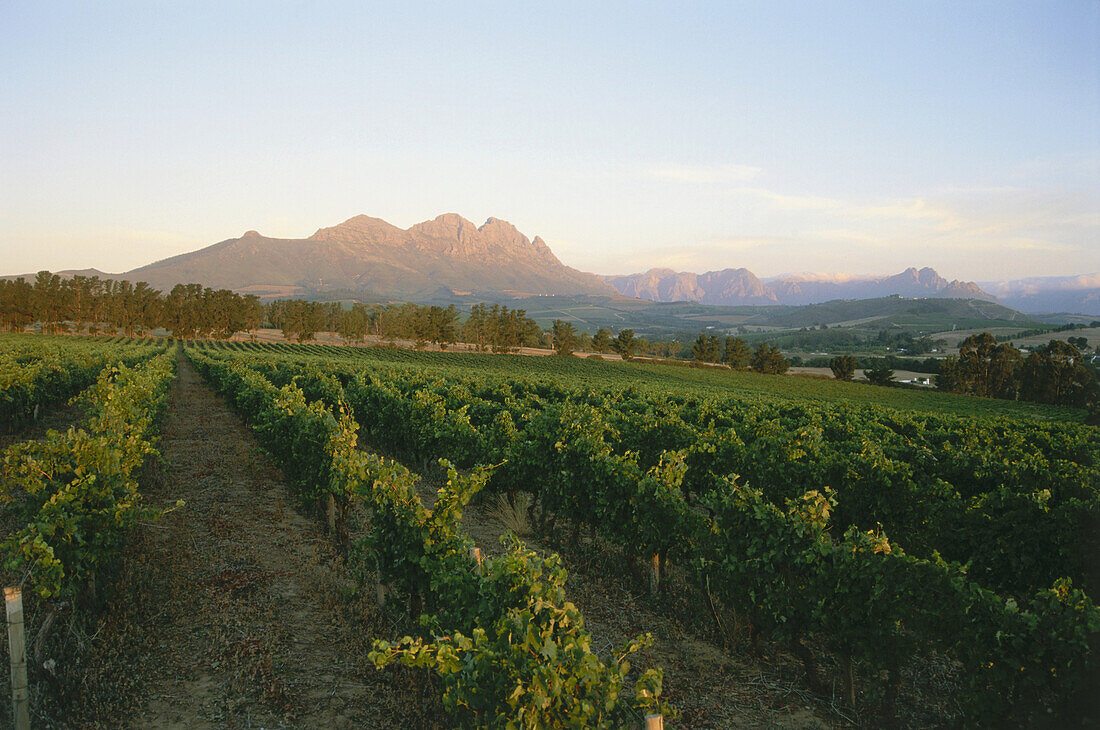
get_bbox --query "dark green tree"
[612,329,637,360]
[551,320,580,356]
[32,271,67,334]
[0,278,34,332]
[430,305,459,349]
[338,303,370,343]
[691,334,720,363]
[864,363,895,386]
[722,337,752,370]
[830,355,857,381]
[935,356,961,392]
[1019,340,1099,407]
[281,299,325,342]
[592,328,613,353]
[956,332,1022,399]
[751,343,789,374]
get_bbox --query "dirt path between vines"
[70,353,443,729]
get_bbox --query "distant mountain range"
[7,212,1098,316]
[978,275,1100,316]
[603,266,992,306]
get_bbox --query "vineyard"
[2,334,1099,728]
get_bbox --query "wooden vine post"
[648,554,660,597]
[375,581,387,609]
[324,493,336,536]
[5,587,30,730]
[376,560,389,609]
[469,547,484,574]
[645,714,664,729]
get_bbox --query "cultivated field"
[2,334,1097,728]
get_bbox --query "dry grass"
[486,492,533,537]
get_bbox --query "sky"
[1,1,1097,282]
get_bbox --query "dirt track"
[70,352,442,728]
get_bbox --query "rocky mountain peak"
[477,216,526,245]
[916,267,944,286]
[409,213,479,241]
[309,215,406,244]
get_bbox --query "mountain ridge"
[978,274,1100,315]
[5,212,1096,315]
[121,213,615,300]
[605,265,994,306]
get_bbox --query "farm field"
[208,337,1084,422]
[189,339,1097,726]
[1006,325,1100,350]
[2,334,1098,728]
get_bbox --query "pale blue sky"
[1,1,1097,281]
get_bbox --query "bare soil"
[46,353,444,728]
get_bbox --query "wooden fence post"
[5,587,30,730]
[645,714,663,729]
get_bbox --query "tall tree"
[338,303,369,344]
[0,279,34,332]
[1019,340,1098,407]
[691,334,720,363]
[830,355,857,381]
[281,299,325,342]
[956,332,1022,399]
[591,328,612,353]
[611,329,637,360]
[32,271,66,334]
[751,343,789,374]
[463,303,490,351]
[722,337,752,370]
[430,305,459,349]
[551,320,580,356]
[864,363,895,386]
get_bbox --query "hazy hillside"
[489,293,1033,340]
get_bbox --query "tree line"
[678,333,789,374]
[936,332,1098,408]
[273,300,544,353]
[826,332,1099,410]
[0,272,263,339]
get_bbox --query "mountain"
[121,214,615,299]
[978,274,1100,316]
[767,267,993,305]
[605,266,994,306]
[12,214,1084,320]
[604,268,777,305]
